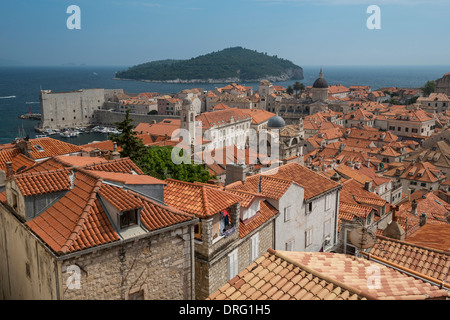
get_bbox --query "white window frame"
[250,233,260,262]
[323,219,331,238]
[284,206,291,222]
[325,194,331,211]
[285,239,295,251]
[228,249,239,280]
[305,228,313,248]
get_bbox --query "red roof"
[164,179,242,217]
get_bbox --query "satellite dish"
[349,226,376,249]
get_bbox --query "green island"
[115,47,303,83]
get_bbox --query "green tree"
[421,80,436,96]
[286,85,294,95]
[293,81,305,98]
[110,108,145,160]
[136,146,214,183]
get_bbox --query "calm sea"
[0,65,449,145]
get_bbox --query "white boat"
[35,134,47,139]
[60,131,71,138]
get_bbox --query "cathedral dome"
[313,68,328,89]
[313,77,328,89]
[268,115,286,128]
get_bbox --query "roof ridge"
[13,166,72,178]
[268,249,377,300]
[58,175,103,254]
[201,185,210,216]
[128,189,194,220]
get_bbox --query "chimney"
[111,142,120,160]
[331,172,341,182]
[411,199,418,216]
[5,162,13,179]
[419,212,427,226]
[366,158,371,168]
[364,180,373,192]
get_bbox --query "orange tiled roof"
[134,119,181,138]
[239,200,278,238]
[99,183,143,211]
[26,171,120,254]
[239,109,275,125]
[84,157,144,175]
[227,175,294,201]
[164,179,242,217]
[11,153,35,173]
[0,148,21,172]
[281,251,449,300]
[133,191,194,232]
[27,137,82,160]
[196,108,251,130]
[258,162,341,200]
[24,168,196,255]
[14,168,73,197]
[368,235,450,284]
[405,224,450,252]
[89,170,165,185]
[207,249,371,300]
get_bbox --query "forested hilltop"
[115,47,303,83]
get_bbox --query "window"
[325,194,331,211]
[305,228,313,247]
[120,209,138,229]
[421,182,426,187]
[323,220,331,238]
[285,239,295,251]
[284,206,291,222]
[250,233,259,262]
[405,127,409,132]
[228,249,238,280]
[308,202,313,213]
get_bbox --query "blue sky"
[0,0,449,66]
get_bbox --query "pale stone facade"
[39,89,105,130]
[0,201,196,300]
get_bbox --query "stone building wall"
[39,89,105,130]
[194,212,276,300]
[61,225,195,300]
[436,73,450,96]
[93,109,178,127]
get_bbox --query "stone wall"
[61,225,194,300]
[436,73,450,96]
[0,204,60,300]
[93,109,178,127]
[194,212,276,300]
[39,89,105,130]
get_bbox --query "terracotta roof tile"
[99,184,143,211]
[239,200,278,238]
[164,179,242,217]
[14,169,73,197]
[368,235,450,286]
[26,171,119,254]
[27,137,82,160]
[207,250,370,300]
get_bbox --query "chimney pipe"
[6,162,13,178]
[411,199,418,216]
[419,212,427,226]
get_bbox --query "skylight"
[34,145,45,152]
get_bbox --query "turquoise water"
[0,65,449,144]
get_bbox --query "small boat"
[35,134,47,139]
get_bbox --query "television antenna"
[348,220,377,258]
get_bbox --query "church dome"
[313,77,328,89]
[268,115,286,128]
[313,68,328,88]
